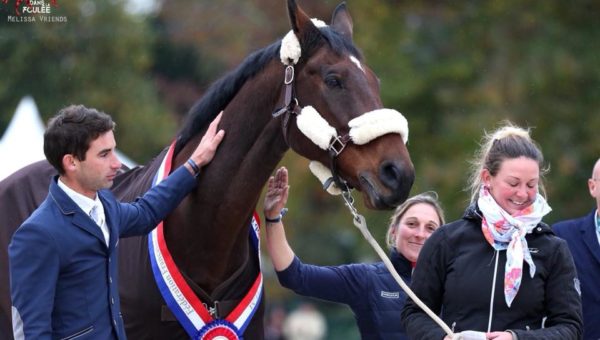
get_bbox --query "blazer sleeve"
[276,256,369,305]
[401,227,448,340]
[9,222,59,340]
[512,239,583,340]
[114,166,197,237]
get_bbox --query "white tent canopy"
[0,96,137,181]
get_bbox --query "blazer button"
[109,277,112,284]
[111,297,115,305]
[113,319,117,327]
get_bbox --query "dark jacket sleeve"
[9,222,59,340]
[401,227,448,340]
[112,166,197,237]
[276,256,368,305]
[512,239,582,340]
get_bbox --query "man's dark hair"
[44,105,115,175]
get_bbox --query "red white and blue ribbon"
[148,142,263,339]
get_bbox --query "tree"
[0,0,176,162]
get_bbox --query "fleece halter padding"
[309,161,343,195]
[302,107,409,195]
[349,108,409,145]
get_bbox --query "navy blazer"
[9,166,196,340]
[553,209,600,340]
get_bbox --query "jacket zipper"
[487,250,500,332]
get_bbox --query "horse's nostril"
[380,161,401,187]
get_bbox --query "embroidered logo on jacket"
[380,291,399,299]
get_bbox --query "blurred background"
[1,0,599,338]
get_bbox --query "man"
[553,158,600,340]
[9,105,224,340]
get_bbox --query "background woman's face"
[394,203,440,262]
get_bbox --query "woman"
[264,166,445,339]
[401,123,582,340]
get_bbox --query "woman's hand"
[486,331,514,340]
[444,331,514,340]
[264,167,289,220]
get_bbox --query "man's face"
[73,131,122,198]
[588,160,600,209]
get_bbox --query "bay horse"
[0,0,415,338]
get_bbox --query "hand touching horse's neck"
[167,60,289,294]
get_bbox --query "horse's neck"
[167,61,290,294]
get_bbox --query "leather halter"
[272,65,351,193]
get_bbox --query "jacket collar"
[581,209,600,264]
[49,175,108,247]
[390,248,413,277]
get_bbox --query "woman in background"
[264,166,445,340]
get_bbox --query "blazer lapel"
[581,211,600,266]
[49,177,108,248]
[98,193,120,254]
[72,212,109,247]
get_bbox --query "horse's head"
[277,0,415,209]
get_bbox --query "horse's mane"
[174,26,362,155]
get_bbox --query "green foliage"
[0,0,175,162]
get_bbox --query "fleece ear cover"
[280,18,328,66]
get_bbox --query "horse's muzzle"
[359,160,415,209]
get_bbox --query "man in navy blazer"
[553,158,600,340]
[9,105,225,340]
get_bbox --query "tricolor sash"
[148,142,263,339]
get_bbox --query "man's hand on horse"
[264,167,289,220]
[190,112,225,168]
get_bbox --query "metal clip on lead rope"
[340,190,455,338]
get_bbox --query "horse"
[0,0,415,338]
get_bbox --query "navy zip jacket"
[277,250,412,339]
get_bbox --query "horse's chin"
[358,182,396,210]
[360,191,398,210]
[358,174,411,210]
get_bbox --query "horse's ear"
[331,2,353,40]
[287,0,321,39]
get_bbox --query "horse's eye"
[324,75,342,89]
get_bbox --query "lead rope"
[340,189,455,338]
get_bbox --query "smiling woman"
[402,122,583,340]
[386,192,445,263]
[263,166,445,340]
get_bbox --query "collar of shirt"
[57,178,109,245]
[595,209,600,234]
[57,178,100,216]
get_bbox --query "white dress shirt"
[57,179,110,246]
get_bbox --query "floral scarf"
[478,186,552,307]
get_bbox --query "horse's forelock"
[305,26,363,61]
